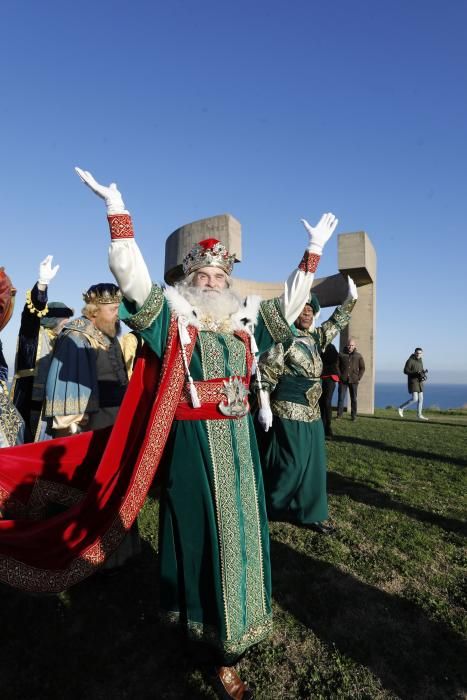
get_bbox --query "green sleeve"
[257,342,285,393]
[314,298,356,351]
[254,297,294,354]
[119,284,171,359]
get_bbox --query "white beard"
[163,282,262,333]
[179,285,243,322]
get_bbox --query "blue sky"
[1,0,466,383]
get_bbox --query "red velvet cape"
[0,320,197,592]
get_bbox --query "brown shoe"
[211,665,254,699]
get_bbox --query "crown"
[182,238,236,277]
[82,283,122,305]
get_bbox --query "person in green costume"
[75,166,338,700]
[255,280,357,535]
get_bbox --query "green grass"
[2,408,466,699]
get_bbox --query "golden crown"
[182,238,236,277]
[82,283,122,305]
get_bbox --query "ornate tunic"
[120,283,295,661]
[257,299,355,524]
[44,317,131,433]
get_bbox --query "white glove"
[301,213,338,255]
[38,255,59,286]
[257,389,273,431]
[258,406,273,432]
[75,167,128,215]
[344,275,358,303]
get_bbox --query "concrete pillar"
[337,232,377,415]
[164,214,242,284]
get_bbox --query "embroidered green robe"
[257,300,355,525]
[120,286,293,661]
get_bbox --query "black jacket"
[338,347,365,384]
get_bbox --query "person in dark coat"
[319,343,339,437]
[337,338,365,420]
[398,347,428,420]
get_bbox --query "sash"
[0,318,197,592]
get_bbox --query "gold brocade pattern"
[234,417,268,621]
[124,284,164,332]
[271,393,322,422]
[207,416,269,646]
[199,332,226,378]
[1,479,84,520]
[161,611,273,658]
[259,298,293,343]
[0,388,24,447]
[179,378,248,404]
[222,333,247,376]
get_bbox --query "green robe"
[257,300,355,525]
[120,286,293,661]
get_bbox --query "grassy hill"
[2,409,466,699]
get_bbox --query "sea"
[375,383,467,410]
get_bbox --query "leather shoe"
[210,666,254,699]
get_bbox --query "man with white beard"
[76,167,338,700]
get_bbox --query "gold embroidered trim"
[259,298,292,343]
[123,285,164,332]
[271,396,322,422]
[207,414,270,647]
[0,390,24,446]
[161,610,273,658]
[25,289,48,318]
[179,378,248,404]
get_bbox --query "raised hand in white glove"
[345,275,358,303]
[75,167,128,215]
[301,213,338,256]
[38,255,59,286]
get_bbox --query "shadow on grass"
[331,434,467,468]
[0,540,209,700]
[367,414,467,428]
[270,538,467,700]
[328,470,467,536]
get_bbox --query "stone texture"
[164,214,242,284]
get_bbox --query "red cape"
[0,321,197,592]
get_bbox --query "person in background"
[319,342,340,438]
[398,347,428,420]
[11,256,73,442]
[337,337,365,420]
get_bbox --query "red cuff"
[107,214,134,240]
[298,250,320,273]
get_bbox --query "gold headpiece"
[182,238,236,277]
[82,283,122,305]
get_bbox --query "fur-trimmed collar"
[164,285,262,333]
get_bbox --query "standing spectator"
[337,338,365,420]
[398,347,428,420]
[319,343,339,437]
